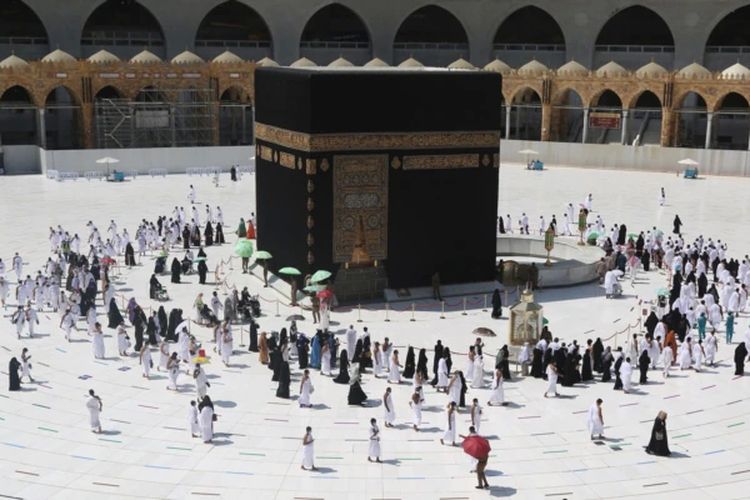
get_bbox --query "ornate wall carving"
[402,153,479,170]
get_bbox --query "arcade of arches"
[0,56,748,151]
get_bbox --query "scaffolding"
[94,87,215,149]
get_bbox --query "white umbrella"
[96,156,120,175]
[518,149,539,155]
[677,158,699,166]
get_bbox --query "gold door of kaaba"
[332,154,389,263]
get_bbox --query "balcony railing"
[81,31,164,46]
[595,44,674,53]
[493,43,564,52]
[394,42,469,50]
[196,39,271,49]
[300,41,370,49]
[0,36,48,45]
[706,45,750,54]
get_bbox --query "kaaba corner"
[254,66,502,303]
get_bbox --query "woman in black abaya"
[8,357,21,391]
[416,348,429,381]
[170,258,181,284]
[402,346,415,379]
[276,361,290,398]
[347,370,367,405]
[107,297,124,329]
[645,411,671,456]
[334,350,350,384]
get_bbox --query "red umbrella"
[462,435,491,459]
[317,289,333,301]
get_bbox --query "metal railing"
[196,39,271,49]
[300,41,370,49]
[0,36,47,45]
[81,31,164,46]
[394,42,468,50]
[595,44,674,53]
[493,43,564,52]
[706,45,750,54]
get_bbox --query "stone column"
[169,105,177,147]
[505,104,512,140]
[540,103,552,141]
[660,107,674,147]
[705,112,714,149]
[582,108,590,144]
[80,103,95,149]
[620,109,629,145]
[37,108,46,149]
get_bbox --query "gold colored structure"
[508,289,543,346]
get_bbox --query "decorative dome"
[0,54,29,69]
[130,50,162,64]
[364,57,389,68]
[256,57,279,67]
[720,62,750,79]
[328,57,354,68]
[557,60,588,76]
[290,57,317,68]
[595,61,628,77]
[398,57,424,69]
[677,62,711,79]
[518,59,548,75]
[171,50,204,65]
[212,51,243,64]
[41,49,76,63]
[87,50,120,64]
[447,58,475,70]
[636,61,668,78]
[483,59,511,73]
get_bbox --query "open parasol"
[255,250,272,260]
[304,284,325,293]
[192,348,211,364]
[96,156,119,175]
[279,267,302,276]
[234,238,254,258]
[462,435,491,459]
[310,269,332,283]
[656,287,669,297]
[472,327,496,337]
[677,158,699,166]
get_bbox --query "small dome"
[636,61,668,78]
[0,54,29,69]
[398,57,424,69]
[171,50,204,65]
[483,59,511,73]
[364,57,389,68]
[518,59,548,75]
[87,50,120,64]
[595,61,628,77]
[42,49,76,63]
[212,51,242,64]
[328,56,354,68]
[130,50,162,64]
[448,58,475,70]
[290,57,317,68]
[557,60,588,76]
[256,57,279,67]
[677,62,711,79]
[720,62,750,79]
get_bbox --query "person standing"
[8,357,21,391]
[466,426,490,490]
[734,342,748,375]
[368,418,381,463]
[383,387,395,427]
[198,395,214,443]
[488,368,505,406]
[301,426,316,471]
[299,369,313,408]
[189,400,200,438]
[544,361,559,398]
[188,185,196,204]
[20,348,33,383]
[25,304,39,338]
[92,322,106,360]
[388,349,402,384]
[440,401,457,446]
[167,352,180,390]
[470,399,483,432]
[645,411,671,456]
[410,387,424,431]
[11,306,25,339]
[587,399,604,440]
[705,331,718,366]
[659,187,666,207]
[86,389,103,433]
[491,289,502,318]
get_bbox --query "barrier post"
[504,288,509,306]
[239,326,246,347]
[410,303,416,322]
[357,304,363,323]
[482,294,488,312]
[275,299,280,318]
[440,301,445,319]
[462,297,468,316]
[384,303,390,322]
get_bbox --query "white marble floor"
[1,166,750,499]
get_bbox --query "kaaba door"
[332,154,389,264]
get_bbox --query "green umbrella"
[304,284,325,293]
[587,231,600,239]
[234,238,254,258]
[627,233,638,240]
[255,250,273,260]
[656,288,669,297]
[194,256,207,262]
[279,267,302,276]
[310,270,332,283]
[542,317,549,326]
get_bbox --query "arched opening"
[627,90,662,145]
[94,86,128,148]
[195,1,272,61]
[0,85,37,145]
[712,92,750,150]
[300,3,371,65]
[587,90,622,144]
[394,5,469,66]
[550,89,584,143]
[220,86,253,146]
[132,86,172,148]
[81,0,165,59]
[509,87,542,140]
[44,87,81,150]
[0,0,49,59]
[594,6,674,69]
[675,92,707,148]
[94,86,123,100]
[493,6,565,67]
[705,6,750,70]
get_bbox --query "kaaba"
[255,67,501,302]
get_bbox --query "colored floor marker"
[225,471,253,476]
[110,418,131,424]
[55,348,66,353]
[37,426,58,433]
[727,422,744,428]
[145,464,173,470]
[726,400,742,405]
[37,362,50,368]
[730,469,750,476]
[167,446,192,451]
[32,403,51,409]
[118,366,131,371]
[92,482,119,488]
[163,426,184,431]
[545,493,573,497]
[239,452,265,457]
[138,404,159,409]
[518,415,541,419]
[643,482,668,488]
[672,433,691,439]
[14,470,39,477]
[99,438,121,443]
[71,455,96,461]
[686,409,703,415]
[264,418,288,422]
[701,385,716,390]
[543,450,567,454]
[663,394,679,400]
[3,442,25,449]
[705,449,725,455]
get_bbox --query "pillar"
[505,104,512,140]
[660,107,675,147]
[620,109,629,145]
[540,103,552,142]
[37,108,47,149]
[169,105,177,147]
[582,108,590,144]
[211,102,221,146]
[80,103,95,149]
[705,112,714,149]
